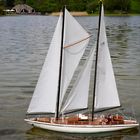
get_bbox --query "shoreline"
[1,12,140,17]
[50,11,140,16]
[50,11,88,16]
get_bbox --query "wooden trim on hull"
[25,119,139,134]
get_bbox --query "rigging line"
[64,35,92,49]
[64,43,87,55]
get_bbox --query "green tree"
[5,0,15,8]
[0,0,5,15]
[86,1,98,13]
[13,0,140,14]
[131,0,140,13]
[104,0,131,13]
[14,0,25,4]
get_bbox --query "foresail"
[61,47,95,113]
[27,14,62,114]
[60,9,90,108]
[95,5,120,111]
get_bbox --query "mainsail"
[27,8,90,114]
[94,5,120,111]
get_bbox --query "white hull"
[25,119,139,134]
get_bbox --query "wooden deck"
[32,114,133,126]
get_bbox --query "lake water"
[0,15,140,140]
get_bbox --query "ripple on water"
[0,15,140,140]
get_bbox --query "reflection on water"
[0,15,140,140]
[26,127,139,140]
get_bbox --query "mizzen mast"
[91,0,102,121]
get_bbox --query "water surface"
[0,15,140,140]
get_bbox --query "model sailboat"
[25,2,139,133]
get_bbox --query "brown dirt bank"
[51,11,88,16]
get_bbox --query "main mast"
[91,1,102,121]
[55,6,66,120]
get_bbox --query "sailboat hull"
[25,119,139,133]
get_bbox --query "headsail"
[59,9,90,109]
[27,14,62,114]
[94,5,120,111]
[61,47,95,113]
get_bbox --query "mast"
[91,1,102,121]
[55,6,66,120]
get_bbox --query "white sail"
[95,5,120,111]
[61,47,95,113]
[60,9,90,108]
[27,14,62,114]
